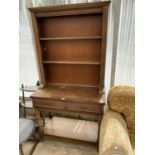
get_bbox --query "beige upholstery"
[108,86,135,146]
[99,86,135,155]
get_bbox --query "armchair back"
[108,86,135,146]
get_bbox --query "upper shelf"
[40,36,102,41]
[42,60,100,65]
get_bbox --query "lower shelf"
[42,117,98,143]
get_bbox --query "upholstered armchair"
[99,86,135,155]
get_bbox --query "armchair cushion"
[99,111,134,155]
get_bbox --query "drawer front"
[66,101,103,114]
[33,99,64,110]
[32,99,103,114]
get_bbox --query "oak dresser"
[28,1,110,144]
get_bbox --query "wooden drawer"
[32,98,103,114]
[66,101,103,114]
[33,99,64,110]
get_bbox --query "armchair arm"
[99,111,134,155]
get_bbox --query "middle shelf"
[42,60,101,65]
[40,36,102,41]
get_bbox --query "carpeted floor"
[22,137,98,155]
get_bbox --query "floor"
[44,117,98,142]
[21,116,98,155]
[22,137,98,155]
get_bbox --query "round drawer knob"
[61,97,66,100]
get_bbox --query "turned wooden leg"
[35,109,43,140]
[97,115,102,152]
[41,111,45,127]
[49,112,53,119]
[19,144,24,155]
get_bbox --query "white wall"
[114,0,135,86]
[105,0,135,99]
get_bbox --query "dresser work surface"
[31,85,105,103]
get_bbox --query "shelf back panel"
[44,64,100,87]
[38,14,102,38]
[41,40,101,62]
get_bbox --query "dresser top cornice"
[28,1,111,12]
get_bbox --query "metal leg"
[21,84,26,118]
[29,141,39,155]
[19,144,24,155]
[19,141,39,155]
